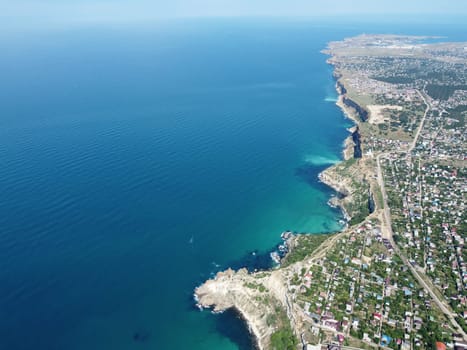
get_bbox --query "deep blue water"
[0,17,466,350]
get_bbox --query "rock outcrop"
[351,126,363,158]
[343,96,369,122]
[195,268,288,350]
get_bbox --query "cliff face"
[352,127,363,158]
[343,97,369,122]
[368,185,376,214]
[195,52,378,350]
[336,80,347,95]
[333,79,365,159]
[195,268,288,350]
[319,167,352,221]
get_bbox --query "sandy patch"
[367,105,403,124]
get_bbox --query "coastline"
[195,33,467,349]
[195,268,289,350]
[196,271,265,348]
[194,54,363,350]
[317,79,360,224]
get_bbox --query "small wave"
[304,155,340,166]
[324,96,338,102]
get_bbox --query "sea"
[0,16,465,350]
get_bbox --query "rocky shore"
[194,51,367,350]
[195,268,288,350]
[194,231,346,350]
[318,168,352,222]
[335,92,363,160]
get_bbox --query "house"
[309,313,321,323]
[403,287,412,296]
[305,344,321,350]
[327,344,341,350]
[436,342,447,350]
[323,319,340,331]
[352,318,360,329]
[454,341,467,350]
[413,316,423,330]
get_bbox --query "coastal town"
[195,35,467,350]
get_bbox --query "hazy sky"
[2,0,467,28]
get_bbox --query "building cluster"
[285,220,455,350]
[417,97,466,162]
[312,34,467,349]
[379,76,466,327]
[382,155,466,325]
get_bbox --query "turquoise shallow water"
[0,18,466,350]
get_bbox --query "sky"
[1,0,467,30]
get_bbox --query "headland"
[195,34,467,350]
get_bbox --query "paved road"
[377,154,465,337]
[375,90,467,337]
[409,90,430,153]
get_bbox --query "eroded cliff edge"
[195,268,289,350]
[194,43,373,350]
[195,234,337,350]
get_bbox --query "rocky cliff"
[336,80,347,95]
[343,97,369,122]
[351,126,363,158]
[195,268,289,350]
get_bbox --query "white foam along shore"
[194,55,360,350]
[316,75,362,224]
[195,268,289,350]
[304,153,341,166]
